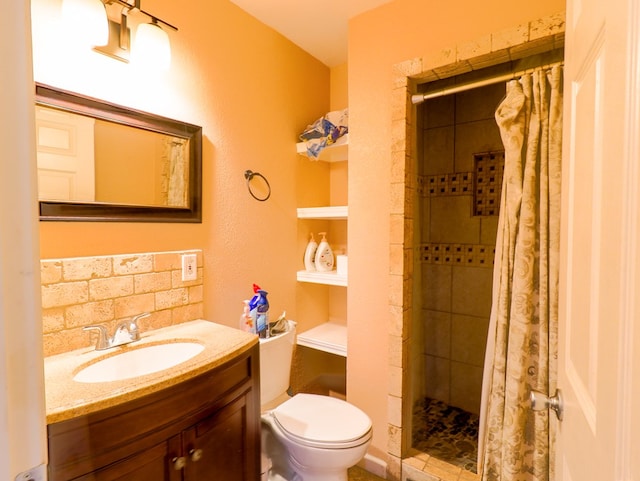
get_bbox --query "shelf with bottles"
[296,208,347,287]
[298,228,347,287]
[295,126,348,357]
[296,134,348,162]
[297,321,347,357]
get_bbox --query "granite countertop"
[44,319,258,424]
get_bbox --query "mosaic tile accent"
[474,151,505,216]
[419,172,474,197]
[418,151,505,218]
[420,243,495,268]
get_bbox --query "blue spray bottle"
[256,290,270,339]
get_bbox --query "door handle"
[530,389,563,421]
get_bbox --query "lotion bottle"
[303,233,318,271]
[314,232,334,272]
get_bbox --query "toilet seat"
[271,393,372,450]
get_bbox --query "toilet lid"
[272,393,372,447]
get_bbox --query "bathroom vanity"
[44,321,260,481]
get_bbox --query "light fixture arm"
[101,0,139,13]
[139,10,178,31]
[119,8,130,51]
[101,0,177,31]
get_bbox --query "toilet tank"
[259,320,297,407]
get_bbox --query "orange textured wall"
[94,121,159,205]
[347,0,565,461]
[330,63,348,110]
[32,0,330,329]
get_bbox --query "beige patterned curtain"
[478,65,563,481]
[161,137,189,207]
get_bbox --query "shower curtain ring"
[244,169,271,202]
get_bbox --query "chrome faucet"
[84,313,150,350]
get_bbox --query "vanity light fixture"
[64,0,177,69]
[131,17,172,71]
[62,0,109,47]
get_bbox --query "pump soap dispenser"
[303,233,318,271]
[314,232,334,272]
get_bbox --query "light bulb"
[132,21,171,71]
[62,0,109,47]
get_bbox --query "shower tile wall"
[418,83,505,415]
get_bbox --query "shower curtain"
[478,65,563,481]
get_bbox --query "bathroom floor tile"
[412,397,479,473]
[348,465,386,481]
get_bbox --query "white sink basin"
[73,342,205,383]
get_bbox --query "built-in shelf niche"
[297,206,348,220]
[296,269,347,287]
[296,133,348,358]
[296,321,347,357]
[296,134,348,162]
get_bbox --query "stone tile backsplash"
[41,250,203,357]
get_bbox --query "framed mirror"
[35,83,202,222]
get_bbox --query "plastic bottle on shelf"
[248,284,261,334]
[314,232,334,272]
[303,233,318,271]
[256,290,270,339]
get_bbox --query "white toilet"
[259,320,373,481]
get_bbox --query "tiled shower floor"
[412,397,479,473]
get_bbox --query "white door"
[557,0,640,478]
[35,105,96,202]
[1,1,48,479]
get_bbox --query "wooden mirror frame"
[35,83,203,223]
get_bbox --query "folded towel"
[299,109,348,159]
[268,311,289,337]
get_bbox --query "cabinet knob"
[189,448,203,462]
[172,456,187,470]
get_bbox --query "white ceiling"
[228,0,393,67]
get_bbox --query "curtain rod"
[411,61,563,105]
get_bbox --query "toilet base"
[262,417,355,481]
[288,454,349,481]
[266,466,347,481]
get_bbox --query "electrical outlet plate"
[15,464,46,481]
[181,253,197,281]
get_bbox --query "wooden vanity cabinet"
[47,344,260,481]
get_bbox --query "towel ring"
[244,170,271,202]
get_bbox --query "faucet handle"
[83,325,109,350]
[126,312,151,341]
[130,312,151,325]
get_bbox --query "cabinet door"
[73,441,172,481]
[183,394,256,481]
